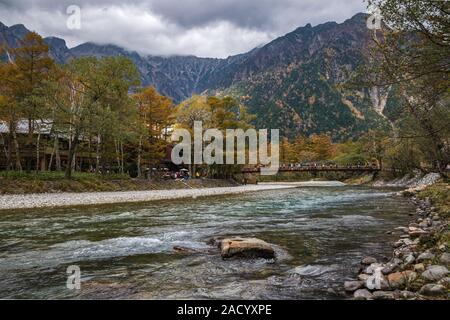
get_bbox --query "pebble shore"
[345,190,449,300]
[0,184,296,210]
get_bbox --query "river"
[0,186,414,299]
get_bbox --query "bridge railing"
[241,164,381,173]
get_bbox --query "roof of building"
[0,119,53,135]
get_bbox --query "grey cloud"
[0,0,367,58]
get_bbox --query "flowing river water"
[0,186,414,299]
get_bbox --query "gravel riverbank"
[344,182,449,300]
[259,181,346,187]
[0,184,297,210]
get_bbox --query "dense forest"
[0,0,448,181]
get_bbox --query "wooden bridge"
[241,165,381,174]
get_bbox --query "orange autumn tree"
[310,134,336,161]
[0,59,22,170]
[279,134,336,164]
[133,86,174,176]
[11,32,54,172]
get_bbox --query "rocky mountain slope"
[217,13,396,139]
[0,14,397,140]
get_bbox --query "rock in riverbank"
[374,172,441,190]
[421,265,449,281]
[400,173,442,196]
[219,237,275,259]
[419,284,446,296]
[344,280,364,292]
[353,289,373,300]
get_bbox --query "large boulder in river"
[219,237,275,259]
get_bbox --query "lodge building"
[0,119,96,171]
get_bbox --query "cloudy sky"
[0,0,367,58]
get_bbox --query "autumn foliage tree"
[279,134,336,164]
[133,86,174,176]
[47,56,140,179]
[0,59,22,170]
[174,95,255,178]
[12,32,54,172]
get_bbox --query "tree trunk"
[95,133,101,173]
[48,146,54,171]
[11,129,22,171]
[25,118,33,173]
[71,151,76,173]
[65,136,79,179]
[88,136,93,171]
[137,136,142,178]
[120,141,124,174]
[35,132,41,172]
[1,132,11,170]
[115,139,121,172]
[48,135,59,171]
[55,137,61,171]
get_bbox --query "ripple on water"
[0,236,210,271]
[289,264,338,277]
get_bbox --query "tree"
[48,61,89,179]
[48,56,139,179]
[207,96,255,178]
[0,60,22,170]
[174,95,255,178]
[133,86,174,176]
[359,0,450,171]
[12,32,54,172]
[175,95,212,129]
[290,136,318,163]
[84,56,140,174]
[174,95,212,176]
[280,137,297,164]
[310,134,335,161]
[333,140,368,165]
[359,129,390,169]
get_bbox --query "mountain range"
[0,14,397,140]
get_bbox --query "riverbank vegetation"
[0,0,448,188]
[0,170,239,194]
[355,0,449,174]
[418,183,450,219]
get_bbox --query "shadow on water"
[0,186,413,299]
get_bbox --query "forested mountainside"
[0,13,398,140]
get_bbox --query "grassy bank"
[418,183,450,218]
[417,183,450,250]
[0,171,240,194]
